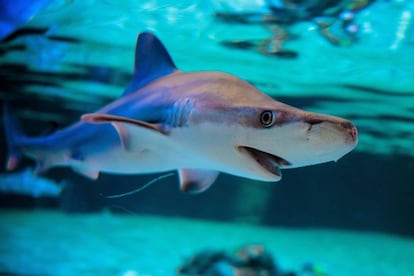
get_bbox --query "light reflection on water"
[0,0,413,156]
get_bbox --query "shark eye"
[260,110,275,128]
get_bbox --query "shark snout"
[300,113,358,164]
[344,121,358,144]
[335,120,358,149]
[253,111,359,169]
[331,119,358,146]
[304,112,358,145]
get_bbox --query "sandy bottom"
[0,210,413,276]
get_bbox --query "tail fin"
[3,103,24,171]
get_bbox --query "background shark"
[3,32,358,193]
[0,167,63,198]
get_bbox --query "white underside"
[66,120,355,182]
[70,123,277,181]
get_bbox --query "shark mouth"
[238,146,291,177]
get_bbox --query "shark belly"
[69,123,264,179]
[168,123,280,181]
[73,145,180,174]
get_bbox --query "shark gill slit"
[173,98,193,127]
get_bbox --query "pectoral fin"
[81,113,168,151]
[178,169,219,194]
[82,113,167,133]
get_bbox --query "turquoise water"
[1,0,413,156]
[1,1,414,275]
[2,210,414,275]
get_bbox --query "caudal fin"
[3,103,25,171]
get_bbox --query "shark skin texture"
[3,32,358,193]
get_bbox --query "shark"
[3,32,358,193]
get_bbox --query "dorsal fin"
[122,32,177,96]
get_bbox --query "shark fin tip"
[81,114,101,124]
[179,169,219,194]
[6,155,19,171]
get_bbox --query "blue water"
[1,0,413,156]
[1,1,414,275]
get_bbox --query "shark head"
[176,72,358,182]
[234,106,358,180]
